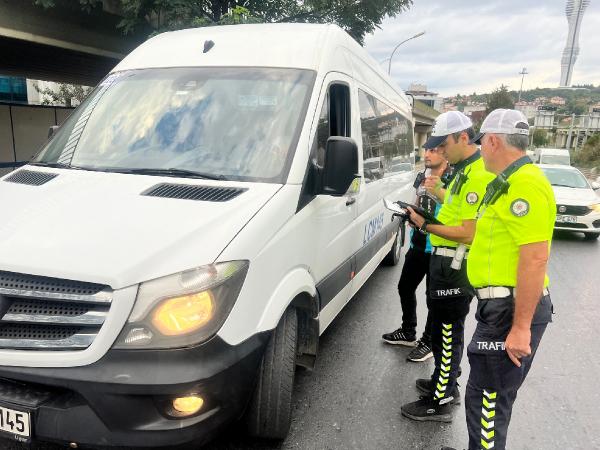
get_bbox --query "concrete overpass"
[0,0,150,85]
[412,99,440,152]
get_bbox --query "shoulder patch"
[466,192,479,205]
[510,199,530,217]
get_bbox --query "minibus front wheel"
[383,220,405,266]
[245,307,298,439]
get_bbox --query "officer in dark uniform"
[455,109,554,450]
[401,111,494,422]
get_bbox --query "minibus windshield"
[34,68,315,183]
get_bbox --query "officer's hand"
[423,176,442,195]
[406,207,425,228]
[505,327,531,367]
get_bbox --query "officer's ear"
[487,134,503,152]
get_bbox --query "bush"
[573,133,600,168]
[532,129,548,147]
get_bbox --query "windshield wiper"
[120,168,228,181]
[29,161,89,171]
[30,161,70,168]
[552,184,578,188]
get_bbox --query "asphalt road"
[2,229,599,450]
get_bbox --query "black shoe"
[401,396,453,422]
[415,379,461,405]
[415,377,433,394]
[382,328,417,346]
[407,340,433,362]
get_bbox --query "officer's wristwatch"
[419,221,428,234]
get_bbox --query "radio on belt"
[450,244,467,270]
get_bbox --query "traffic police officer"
[402,111,494,422]
[461,109,555,450]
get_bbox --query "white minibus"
[0,23,414,447]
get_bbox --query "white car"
[539,164,600,240]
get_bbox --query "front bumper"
[0,332,269,448]
[554,211,600,234]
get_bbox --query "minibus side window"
[315,93,329,166]
[298,83,352,211]
[359,89,414,182]
[312,84,351,167]
[359,90,381,183]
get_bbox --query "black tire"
[383,221,404,266]
[245,307,298,440]
[583,232,600,241]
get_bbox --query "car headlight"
[590,203,600,213]
[113,261,249,349]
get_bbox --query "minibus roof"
[111,23,411,115]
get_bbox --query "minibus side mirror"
[48,125,60,139]
[591,181,600,191]
[321,137,359,196]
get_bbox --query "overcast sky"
[364,0,600,97]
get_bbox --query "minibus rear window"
[34,68,316,183]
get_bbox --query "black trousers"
[427,254,473,402]
[465,293,553,450]
[398,247,433,344]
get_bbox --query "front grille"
[0,324,81,340]
[142,183,247,202]
[0,271,105,296]
[4,170,58,186]
[556,205,590,216]
[555,222,588,229]
[0,271,112,350]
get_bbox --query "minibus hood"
[0,168,280,289]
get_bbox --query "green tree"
[532,129,548,147]
[486,85,515,114]
[566,98,587,115]
[34,82,92,107]
[573,133,600,168]
[34,0,413,44]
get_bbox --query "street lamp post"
[387,31,426,75]
[518,67,528,103]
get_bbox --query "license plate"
[0,404,31,442]
[557,215,577,223]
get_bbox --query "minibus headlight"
[114,261,248,349]
[151,291,215,336]
[590,203,600,213]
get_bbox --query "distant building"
[463,105,486,117]
[406,83,443,112]
[515,101,538,119]
[550,96,566,106]
[443,103,457,112]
